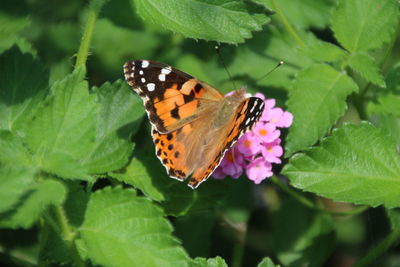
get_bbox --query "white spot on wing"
[139,70,144,75]
[245,118,251,125]
[250,104,256,113]
[147,83,155,91]
[142,60,150,68]
[130,73,134,78]
[158,74,166,81]
[161,67,172,74]
[141,77,146,83]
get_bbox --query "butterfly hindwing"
[188,97,265,188]
[124,60,223,133]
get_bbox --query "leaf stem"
[354,226,400,266]
[270,176,368,216]
[270,0,305,47]
[75,0,107,69]
[50,205,85,267]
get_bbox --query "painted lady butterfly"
[124,60,264,189]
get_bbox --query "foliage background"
[0,0,400,266]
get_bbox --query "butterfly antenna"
[215,45,237,89]
[256,61,284,82]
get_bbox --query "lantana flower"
[213,92,293,184]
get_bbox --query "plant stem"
[354,226,400,266]
[51,205,85,267]
[270,176,368,216]
[230,221,247,267]
[270,0,305,47]
[75,0,107,69]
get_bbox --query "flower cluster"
[212,92,293,184]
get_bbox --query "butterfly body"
[124,60,264,188]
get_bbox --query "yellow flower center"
[244,140,252,148]
[258,129,267,136]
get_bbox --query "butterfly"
[124,60,265,189]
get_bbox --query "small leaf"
[191,256,227,267]
[348,52,386,87]
[286,64,358,155]
[131,0,272,43]
[0,46,48,132]
[0,179,66,229]
[300,40,348,63]
[331,0,399,52]
[25,68,97,180]
[257,257,280,267]
[283,123,400,208]
[81,80,144,173]
[79,187,190,267]
[272,197,335,266]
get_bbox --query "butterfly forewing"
[124,60,223,133]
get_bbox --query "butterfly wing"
[124,60,223,133]
[187,97,265,188]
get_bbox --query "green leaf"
[368,94,400,117]
[331,0,399,52]
[131,0,272,43]
[0,12,35,55]
[283,123,400,208]
[81,80,144,173]
[0,46,49,132]
[191,256,227,267]
[299,40,348,63]
[272,197,335,266]
[0,179,66,229]
[286,64,358,155]
[25,68,97,180]
[259,0,335,29]
[348,52,386,87]
[79,187,190,267]
[92,19,160,75]
[111,157,165,202]
[0,130,32,166]
[257,257,280,267]
[0,165,36,213]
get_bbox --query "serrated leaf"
[25,68,97,180]
[283,123,400,208]
[300,40,348,63]
[257,257,280,267]
[0,165,37,213]
[348,52,385,87]
[0,179,66,229]
[132,0,272,44]
[191,256,227,267]
[79,187,189,267]
[0,46,48,132]
[81,80,144,173]
[331,0,399,52]
[286,64,358,155]
[272,197,335,266]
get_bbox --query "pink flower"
[246,157,273,184]
[212,92,293,185]
[237,132,261,156]
[262,140,283,164]
[219,148,244,179]
[253,123,280,143]
[264,107,293,128]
